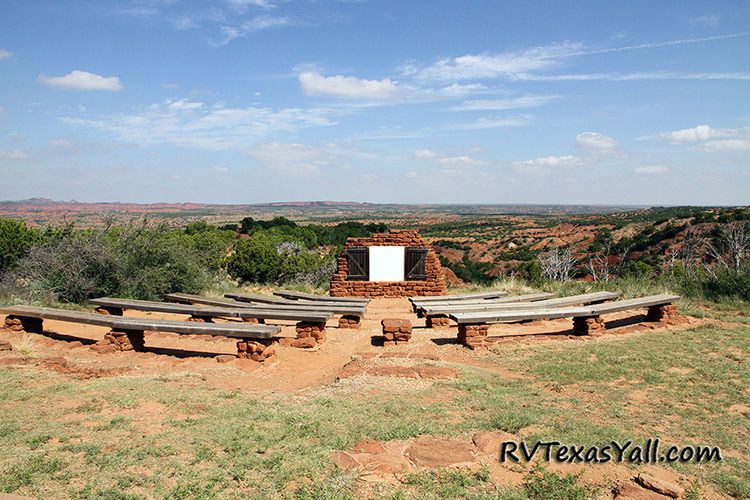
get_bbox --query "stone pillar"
[338,314,361,329]
[95,306,123,316]
[425,314,452,329]
[381,319,412,345]
[4,315,44,333]
[295,321,327,344]
[647,304,679,322]
[457,324,489,349]
[236,339,276,362]
[103,329,145,351]
[573,316,606,336]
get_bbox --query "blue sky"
[0,0,749,205]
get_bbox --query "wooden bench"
[408,290,509,304]
[166,293,366,329]
[411,292,557,317]
[448,294,681,348]
[90,297,333,337]
[419,292,619,327]
[1,304,286,359]
[224,292,366,328]
[273,289,370,305]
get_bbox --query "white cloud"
[228,0,276,11]
[246,142,354,175]
[298,72,401,100]
[576,132,617,149]
[172,15,199,30]
[634,165,668,175]
[166,99,204,111]
[449,95,558,111]
[414,149,436,159]
[517,155,582,167]
[64,99,340,150]
[689,14,721,27]
[0,49,12,60]
[403,42,582,81]
[663,124,714,142]
[657,124,750,151]
[39,70,122,91]
[438,155,487,166]
[48,139,72,147]
[700,138,750,151]
[452,115,531,130]
[660,124,717,143]
[0,150,29,160]
[513,155,589,173]
[217,15,291,45]
[515,71,750,81]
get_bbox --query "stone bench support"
[338,314,361,329]
[647,304,678,322]
[4,315,44,334]
[295,321,327,345]
[425,314,452,329]
[103,329,145,351]
[457,324,489,349]
[236,339,276,362]
[573,316,606,336]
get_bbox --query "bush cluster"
[0,217,388,305]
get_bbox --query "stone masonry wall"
[329,230,448,298]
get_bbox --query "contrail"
[575,32,750,56]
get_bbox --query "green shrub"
[226,231,323,284]
[1,224,212,304]
[0,218,38,272]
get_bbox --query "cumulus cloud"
[655,124,750,151]
[634,165,668,175]
[38,70,122,91]
[449,94,558,111]
[0,49,12,60]
[298,72,401,100]
[576,132,617,149]
[438,155,487,166]
[414,149,437,159]
[660,124,715,143]
[517,155,583,167]
[64,99,340,150]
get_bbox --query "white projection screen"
[368,246,405,281]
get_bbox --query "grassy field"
[0,313,748,498]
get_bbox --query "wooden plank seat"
[0,304,286,358]
[273,289,370,305]
[90,297,332,324]
[408,290,509,304]
[411,292,557,316]
[419,291,620,327]
[224,292,366,329]
[166,292,366,329]
[448,294,681,348]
